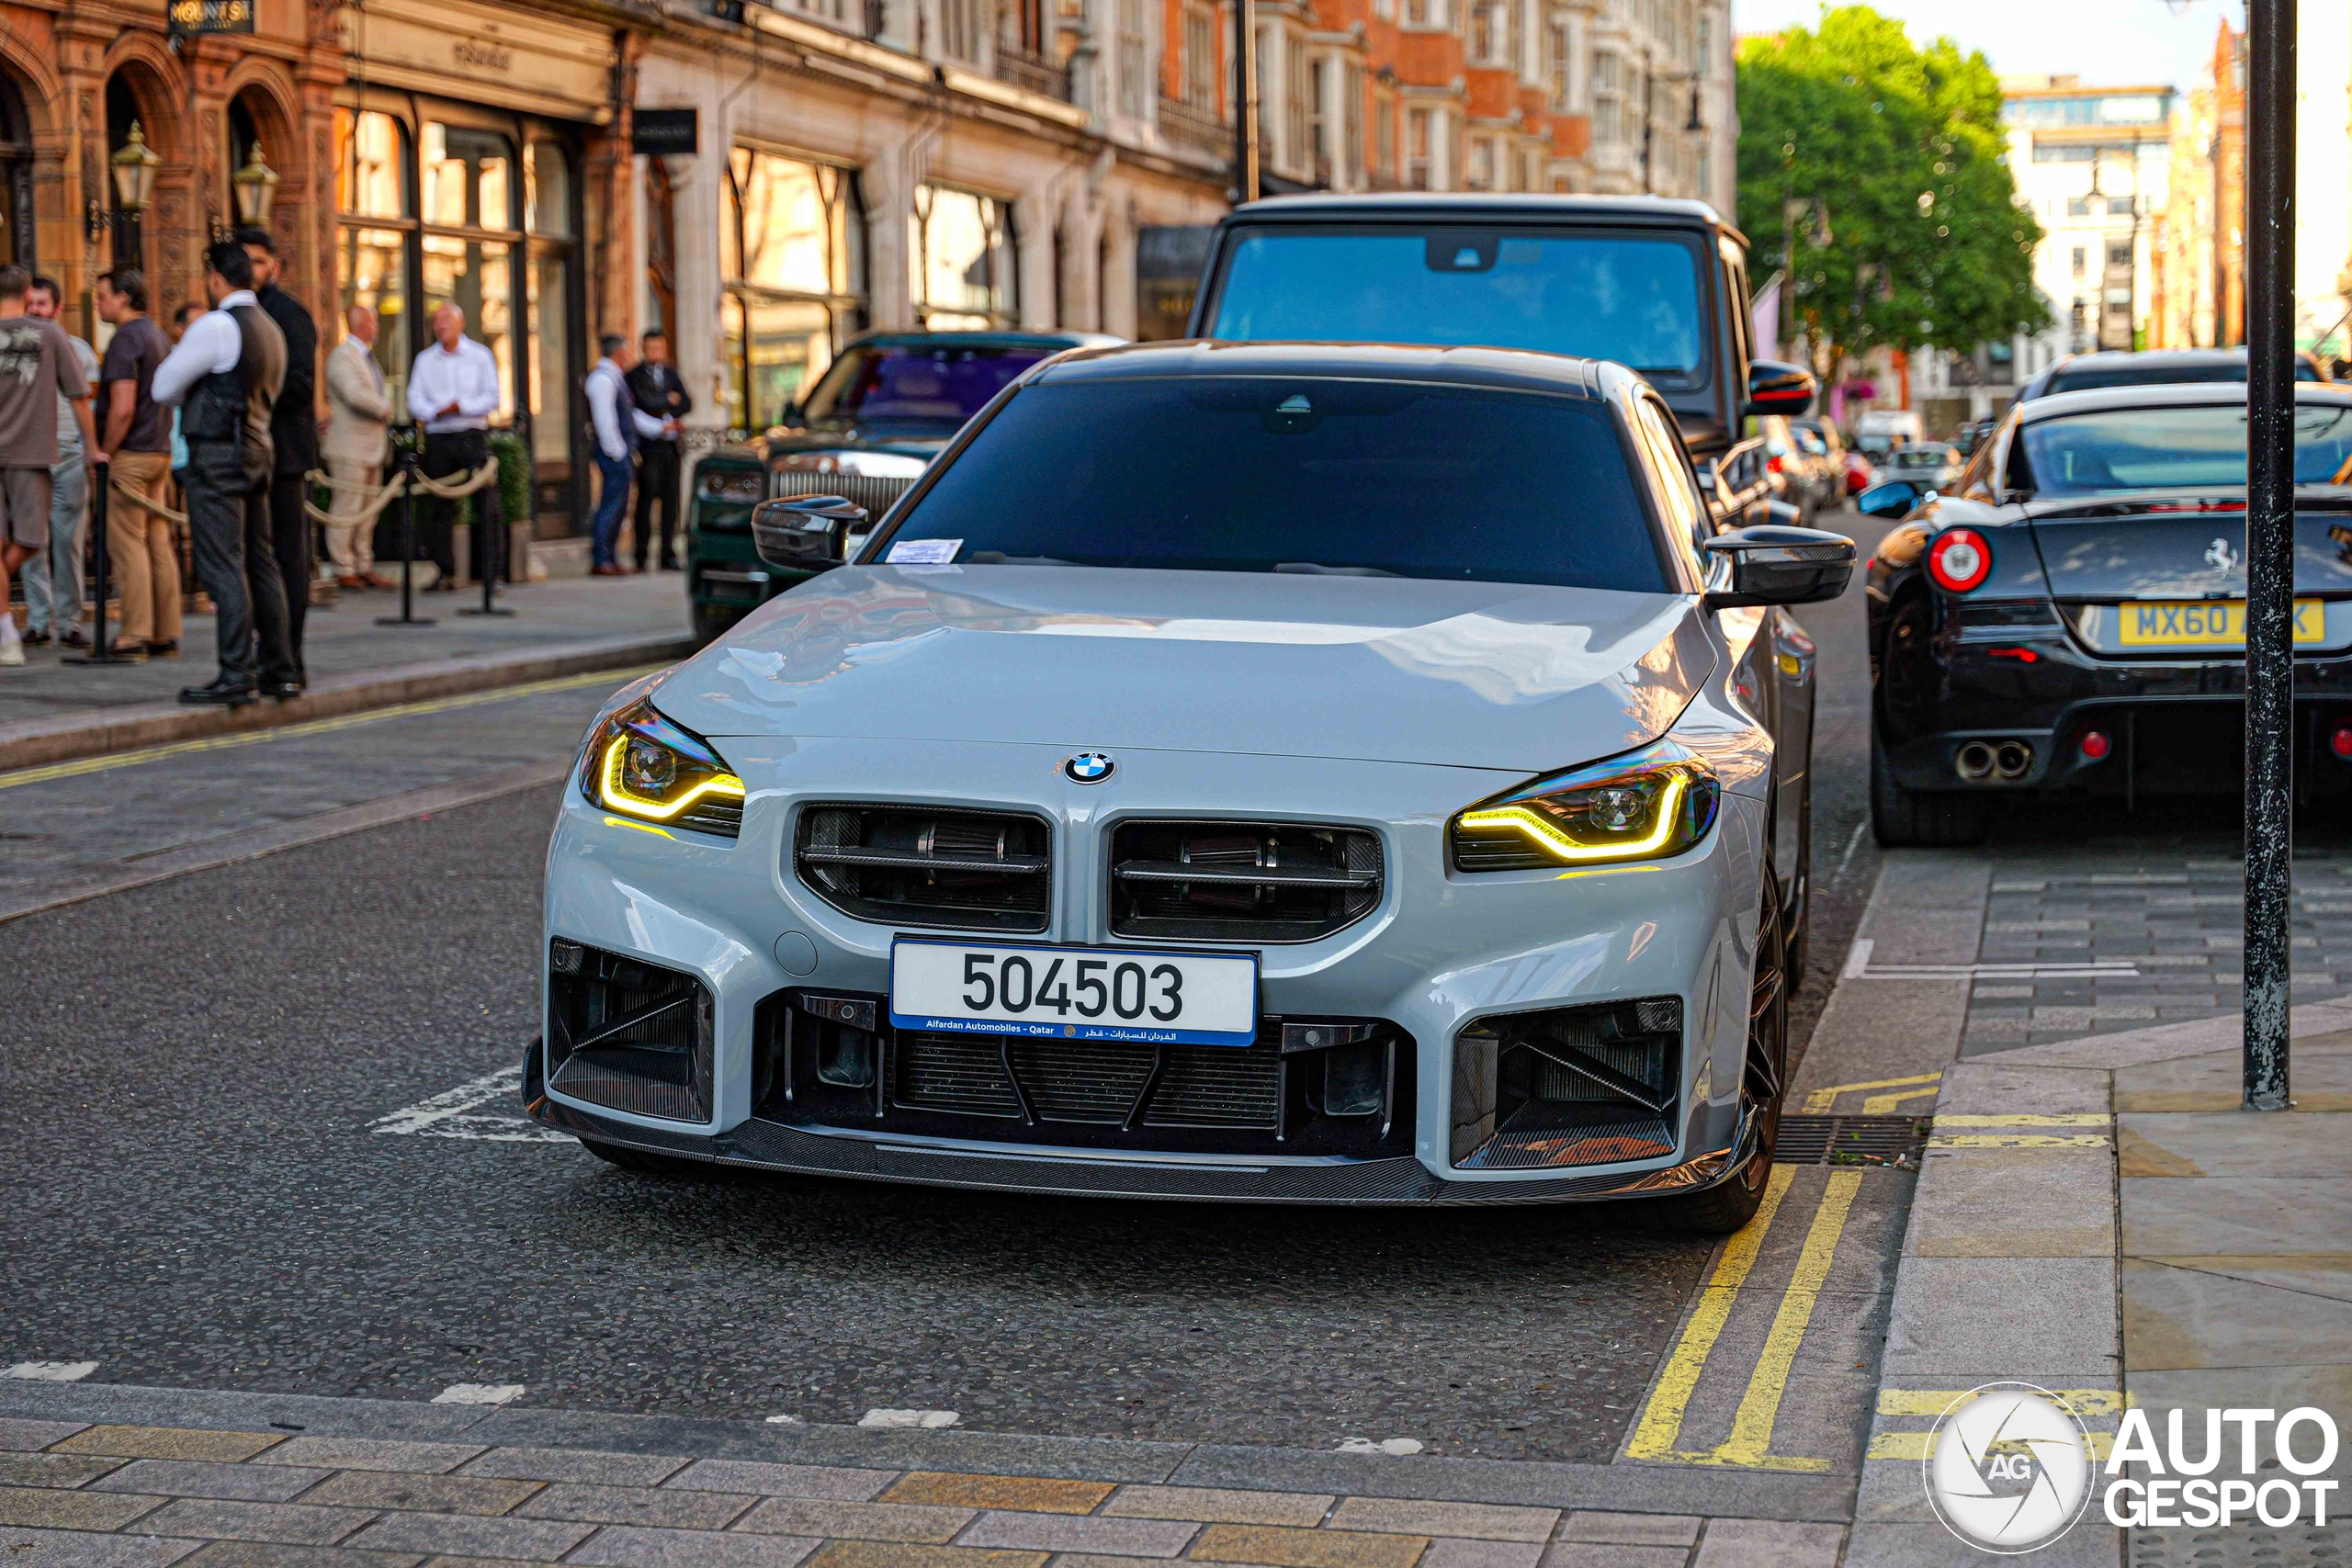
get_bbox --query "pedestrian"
[239,228,317,682]
[625,328,691,572]
[19,275,102,651]
[151,238,297,706]
[322,304,393,590]
[402,303,504,594]
[584,333,667,577]
[94,267,179,659]
[0,267,93,668]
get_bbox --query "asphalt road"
[1,514,1894,1462]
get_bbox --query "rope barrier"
[108,474,189,526]
[297,459,497,525]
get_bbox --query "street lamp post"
[2245,0,2295,1111]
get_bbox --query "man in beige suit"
[323,304,393,589]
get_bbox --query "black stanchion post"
[2245,0,2295,1111]
[458,456,513,617]
[63,459,137,667]
[377,437,435,628]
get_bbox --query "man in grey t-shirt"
[0,265,94,668]
[21,274,101,649]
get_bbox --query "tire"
[691,605,733,647]
[1628,855,1790,1235]
[1871,719,1991,847]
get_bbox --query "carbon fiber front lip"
[519,1041,1757,1206]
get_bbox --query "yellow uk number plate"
[2116,599,2326,647]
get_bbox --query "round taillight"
[2333,725,2352,761]
[2080,730,2112,762]
[1928,527,1993,593]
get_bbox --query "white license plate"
[888,938,1261,1047]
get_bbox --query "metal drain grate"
[1775,1114,1929,1167]
[2130,1526,2343,1566]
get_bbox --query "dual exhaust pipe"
[1955,740,2033,783]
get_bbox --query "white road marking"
[3,1361,96,1382]
[764,1414,806,1426]
[1336,1437,1424,1456]
[1835,819,1869,878]
[432,1383,526,1405]
[858,1408,960,1429]
[371,1065,569,1144]
[1838,939,2138,981]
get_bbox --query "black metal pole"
[377,438,435,628]
[2245,0,2295,1111]
[458,457,514,618]
[62,459,136,667]
[1230,0,1257,203]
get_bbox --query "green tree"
[1737,5,2048,383]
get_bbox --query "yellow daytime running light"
[596,734,745,824]
[1458,773,1691,863]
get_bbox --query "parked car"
[1853,409,1925,464]
[1855,380,2352,845]
[1873,443,1964,494]
[1185,193,1816,464]
[1791,416,1849,505]
[684,330,1121,643]
[2016,346,2331,402]
[529,341,1855,1229]
[1758,416,1827,522]
[1843,447,1875,496]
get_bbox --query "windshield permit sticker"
[888,538,961,565]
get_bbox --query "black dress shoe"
[178,677,257,707]
[262,680,304,702]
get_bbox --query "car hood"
[653,566,1715,773]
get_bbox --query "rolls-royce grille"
[894,1032,1280,1129]
[1109,820,1382,942]
[770,469,918,522]
[796,805,1051,932]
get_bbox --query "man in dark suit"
[624,329,691,572]
[239,227,318,684]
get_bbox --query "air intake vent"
[796,805,1052,932]
[1109,820,1382,943]
[1451,997,1683,1170]
[893,1032,1282,1129]
[546,942,714,1122]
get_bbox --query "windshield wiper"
[1273,561,1399,577]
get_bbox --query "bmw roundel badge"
[1064,751,1115,784]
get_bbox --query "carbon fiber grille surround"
[795,804,1052,932]
[546,942,714,1122]
[892,1032,1281,1129]
[1109,820,1383,943]
[1451,997,1683,1169]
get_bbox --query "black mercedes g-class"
[1185,193,1813,461]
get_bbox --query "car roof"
[1026,338,1633,401]
[846,329,1125,351]
[2018,379,2352,423]
[2051,347,2250,370]
[1226,192,1744,246]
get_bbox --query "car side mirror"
[1746,359,1818,416]
[751,494,868,571]
[1855,479,1923,519]
[1702,525,1856,609]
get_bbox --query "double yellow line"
[1623,1165,1866,1471]
[0,667,660,794]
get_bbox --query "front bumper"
[537,737,1767,1202]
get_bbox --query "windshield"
[1890,447,1956,470]
[875,378,1674,591]
[1206,230,1709,385]
[798,344,1053,426]
[2041,359,2318,397]
[2017,402,2352,496]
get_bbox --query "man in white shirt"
[403,304,505,592]
[150,239,296,705]
[582,333,671,576]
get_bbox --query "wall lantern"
[232,141,277,227]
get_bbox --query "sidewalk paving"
[1,573,695,770]
[0,1395,1853,1568]
[1849,997,2352,1567]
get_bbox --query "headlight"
[699,468,766,500]
[579,698,746,839]
[1451,741,1719,871]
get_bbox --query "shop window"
[524,141,579,468]
[910,183,1014,330]
[723,149,865,434]
[334,109,414,406]
[526,140,572,237]
[338,226,411,410]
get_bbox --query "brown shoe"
[364,573,399,590]
[337,574,368,591]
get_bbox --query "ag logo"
[1924,1382,2097,1553]
[1063,751,1115,784]
[2207,536,2240,572]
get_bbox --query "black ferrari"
[1858,381,2352,845]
